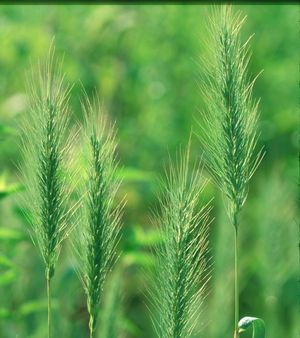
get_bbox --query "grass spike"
[20,45,73,338]
[149,143,211,338]
[73,92,123,338]
[198,5,264,337]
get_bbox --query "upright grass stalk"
[20,47,74,338]
[74,95,123,338]
[198,6,264,337]
[47,275,51,337]
[150,145,211,338]
[100,264,122,338]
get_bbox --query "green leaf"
[18,300,48,316]
[131,225,161,246]
[123,251,155,267]
[0,173,23,200]
[120,318,142,336]
[0,227,23,241]
[0,269,17,285]
[239,316,265,338]
[18,299,58,316]
[0,307,11,319]
[115,167,154,183]
[0,123,14,140]
[0,254,14,268]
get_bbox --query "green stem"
[47,275,51,338]
[233,213,239,338]
[89,314,94,338]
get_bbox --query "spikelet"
[150,145,211,338]
[21,46,73,282]
[74,93,123,338]
[199,5,264,224]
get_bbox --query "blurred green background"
[0,4,298,338]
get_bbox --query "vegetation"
[150,146,211,338]
[74,95,123,338]
[20,47,74,338]
[199,6,264,337]
[0,4,297,338]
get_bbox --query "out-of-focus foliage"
[0,4,297,338]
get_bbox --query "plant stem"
[47,274,51,338]
[89,315,94,338]
[233,212,239,338]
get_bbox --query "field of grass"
[0,4,298,338]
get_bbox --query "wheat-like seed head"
[20,46,74,279]
[149,145,211,338]
[198,5,264,224]
[73,93,123,336]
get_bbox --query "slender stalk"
[233,214,239,338]
[89,317,94,338]
[100,267,122,338]
[46,272,51,338]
